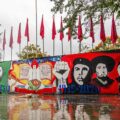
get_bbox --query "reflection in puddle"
[0,94,120,120]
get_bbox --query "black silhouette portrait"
[72,58,92,85]
[92,56,115,87]
[63,58,99,94]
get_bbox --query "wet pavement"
[0,94,120,120]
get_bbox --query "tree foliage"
[90,37,120,52]
[50,0,120,38]
[17,44,47,59]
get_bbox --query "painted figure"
[92,56,115,87]
[53,61,70,89]
[26,59,41,90]
[72,58,92,85]
[39,62,53,87]
[63,58,99,94]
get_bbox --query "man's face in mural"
[0,66,3,78]
[73,64,89,85]
[39,64,51,80]
[96,63,108,78]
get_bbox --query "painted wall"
[0,51,120,94]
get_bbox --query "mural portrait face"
[0,66,3,78]
[96,63,108,77]
[74,64,89,85]
[92,56,115,87]
[72,58,92,85]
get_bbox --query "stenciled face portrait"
[73,64,89,85]
[96,63,108,78]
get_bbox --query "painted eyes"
[74,67,88,72]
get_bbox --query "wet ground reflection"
[0,94,120,120]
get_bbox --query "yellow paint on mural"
[41,79,51,86]
[9,63,30,85]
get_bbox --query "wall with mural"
[0,51,120,94]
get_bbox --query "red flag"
[25,18,29,41]
[68,27,71,41]
[111,14,118,44]
[52,16,56,40]
[100,15,106,42]
[3,30,6,50]
[17,23,21,44]
[40,15,44,39]
[78,15,83,41]
[90,17,95,43]
[9,27,13,48]
[60,16,64,41]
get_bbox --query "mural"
[53,61,70,94]
[0,51,119,94]
[91,56,115,87]
[0,61,11,93]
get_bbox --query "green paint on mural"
[0,61,11,86]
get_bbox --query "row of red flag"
[2,14,118,51]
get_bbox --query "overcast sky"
[0,0,119,61]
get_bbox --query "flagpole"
[53,40,55,56]
[27,41,28,59]
[62,41,63,55]
[17,23,21,59]
[3,50,5,61]
[3,30,6,61]
[43,38,44,54]
[10,26,13,62]
[11,48,12,61]
[25,18,29,59]
[92,42,93,52]
[35,0,38,49]
[52,15,56,56]
[79,41,81,53]
[19,44,21,58]
[70,39,72,54]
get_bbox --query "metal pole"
[62,40,63,55]
[11,48,12,61]
[53,40,55,56]
[79,40,81,53]
[70,39,72,54]
[35,0,38,58]
[35,0,38,48]
[3,50,5,61]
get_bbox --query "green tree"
[17,44,47,59]
[50,0,120,38]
